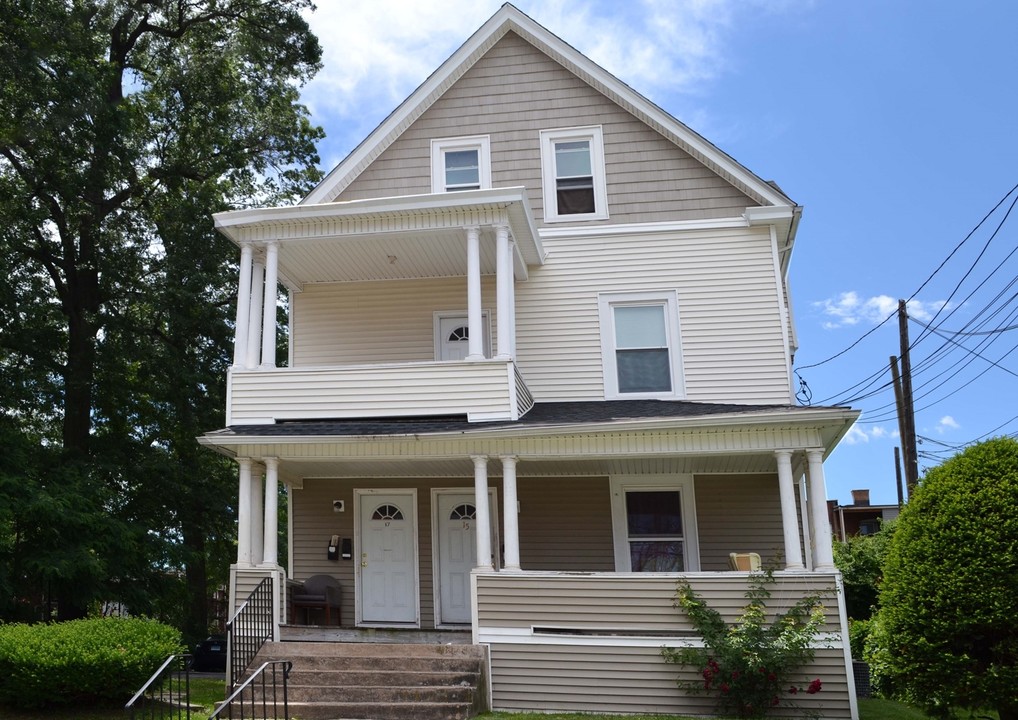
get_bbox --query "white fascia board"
[198,406,859,448]
[214,187,544,266]
[538,216,748,240]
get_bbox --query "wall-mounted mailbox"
[341,537,352,560]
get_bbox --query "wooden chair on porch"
[290,574,341,626]
[728,552,762,571]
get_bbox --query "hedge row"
[0,617,181,708]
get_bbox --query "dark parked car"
[190,635,227,672]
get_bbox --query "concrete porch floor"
[280,624,474,644]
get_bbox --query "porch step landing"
[251,640,487,720]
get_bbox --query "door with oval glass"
[358,491,418,625]
[434,489,497,626]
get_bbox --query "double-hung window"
[539,126,608,221]
[610,475,699,572]
[431,136,491,193]
[598,291,684,399]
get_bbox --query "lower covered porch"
[204,402,858,717]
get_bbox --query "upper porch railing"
[227,358,530,425]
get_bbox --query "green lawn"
[0,693,939,720]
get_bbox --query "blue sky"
[297,1,1018,506]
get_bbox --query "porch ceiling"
[213,187,543,290]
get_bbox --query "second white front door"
[359,491,418,625]
[434,490,497,626]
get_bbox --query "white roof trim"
[301,3,795,210]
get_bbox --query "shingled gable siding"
[335,31,755,225]
[475,573,851,717]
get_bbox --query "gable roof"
[302,3,796,211]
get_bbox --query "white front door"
[436,313,491,361]
[358,492,418,625]
[434,490,497,626]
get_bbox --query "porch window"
[431,136,491,193]
[598,291,685,399]
[539,126,608,222]
[626,490,684,571]
[610,474,700,572]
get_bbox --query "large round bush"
[0,616,181,708]
[868,437,1018,720]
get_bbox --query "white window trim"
[609,474,700,572]
[598,290,685,400]
[539,125,609,222]
[431,135,491,193]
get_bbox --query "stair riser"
[286,669,479,686]
[262,642,484,659]
[282,684,475,703]
[263,656,482,672]
[284,702,473,720]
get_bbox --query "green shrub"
[662,572,833,718]
[0,617,181,708]
[869,437,1018,720]
[848,618,871,660]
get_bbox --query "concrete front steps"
[250,640,488,720]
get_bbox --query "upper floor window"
[598,291,684,399]
[431,136,491,193]
[539,126,608,222]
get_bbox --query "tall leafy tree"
[0,0,323,631]
[869,437,1018,720]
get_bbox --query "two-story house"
[199,4,860,717]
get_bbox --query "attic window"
[431,136,491,193]
[540,126,608,222]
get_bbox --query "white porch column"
[262,457,279,567]
[495,225,511,360]
[466,227,484,360]
[501,455,521,571]
[508,239,518,358]
[232,244,253,368]
[775,450,805,571]
[472,455,493,570]
[250,464,264,567]
[806,449,836,571]
[245,255,265,369]
[259,241,279,369]
[236,458,253,567]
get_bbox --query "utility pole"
[897,299,919,496]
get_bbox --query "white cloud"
[299,0,787,167]
[815,291,947,329]
[936,415,960,434]
[843,424,897,445]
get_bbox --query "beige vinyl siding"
[516,225,791,403]
[288,225,792,405]
[229,360,514,423]
[695,474,786,571]
[518,476,614,571]
[476,572,850,717]
[292,277,497,366]
[336,31,755,225]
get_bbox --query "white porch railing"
[228,359,530,425]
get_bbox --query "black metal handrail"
[209,660,292,720]
[125,654,193,720]
[227,577,274,688]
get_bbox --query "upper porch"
[215,188,544,425]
